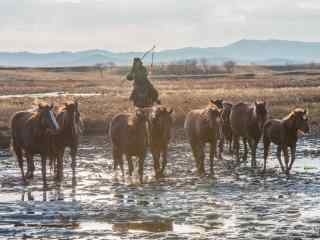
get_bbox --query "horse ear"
[210,99,215,105]
[38,102,46,109]
[168,108,174,114]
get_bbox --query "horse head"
[150,106,173,140]
[36,102,60,134]
[62,100,82,136]
[287,108,310,135]
[210,99,224,109]
[254,101,267,131]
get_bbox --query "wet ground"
[0,134,320,239]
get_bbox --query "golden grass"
[0,68,320,134]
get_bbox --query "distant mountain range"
[1,39,320,67]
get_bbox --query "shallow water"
[0,135,320,239]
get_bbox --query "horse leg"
[15,146,25,182]
[112,147,120,171]
[209,140,217,175]
[126,155,133,177]
[276,146,285,173]
[190,142,200,173]
[152,150,161,179]
[228,135,233,154]
[160,147,168,177]
[71,147,77,177]
[218,136,224,159]
[56,151,64,182]
[288,144,296,172]
[41,154,47,189]
[263,137,271,174]
[26,153,35,179]
[249,139,258,169]
[118,154,124,178]
[198,144,205,175]
[283,146,290,175]
[243,138,248,163]
[138,154,145,184]
[233,134,240,164]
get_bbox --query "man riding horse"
[127,58,160,108]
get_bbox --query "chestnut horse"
[230,101,267,168]
[148,106,173,179]
[109,108,148,183]
[221,102,233,153]
[184,102,221,175]
[263,108,309,175]
[11,103,60,187]
[50,101,82,181]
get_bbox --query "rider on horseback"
[126,58,160,108]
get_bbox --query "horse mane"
[201,103,220,120]
[27,103,50,136]
[56,102,75,130]
[28,102,50,121]
[283,108,305,121]
[283,108,305,129]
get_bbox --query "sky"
[1,0,320,52]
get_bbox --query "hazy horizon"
[1,0,320,53]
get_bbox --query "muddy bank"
[0,135,320,239]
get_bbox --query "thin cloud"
[0,0,319,52]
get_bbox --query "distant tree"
[224,60,236,73]
[95,63,104,78]
[106,61,116,69]
[200,58,209,73]
[95,62,116,78]
[184,58,198,74]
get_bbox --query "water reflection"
[0,135,319,239]
[21,188,34,201]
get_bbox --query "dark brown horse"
[148,106,173,179]
[109,108,148,183]
[50,101,82,181]
[184,102,222,175]
[263,108,309,175]
[220,102,233,153]
[230,101,267,168]
[11,103,60,186]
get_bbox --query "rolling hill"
[1,39,320,67]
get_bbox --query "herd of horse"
[9,98,309,187]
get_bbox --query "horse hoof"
[209,173,215,179]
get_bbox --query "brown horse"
[230,101,267,168]
[263,108,309,175]
[11,103,60,186]
[49,101,82,181]
[109,108,148,183]
[148,106,173,179]
[220,102,233,153]
[184,102,222,175]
